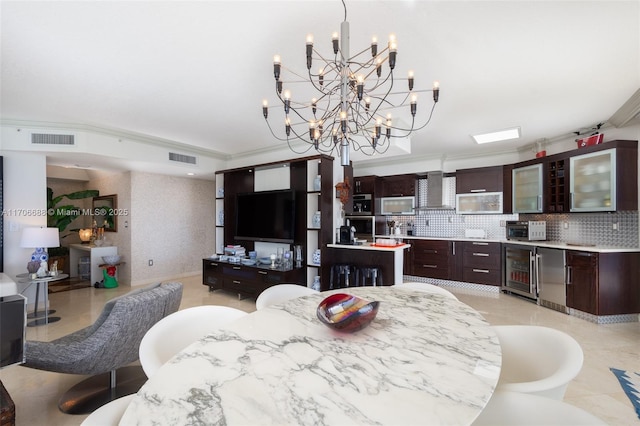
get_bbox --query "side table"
[16,273,69,327]
[0,380,15,426]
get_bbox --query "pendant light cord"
[341,0,347,21]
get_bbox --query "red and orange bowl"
[317,293,379,333]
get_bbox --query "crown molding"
[1,119,231,160]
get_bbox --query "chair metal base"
[58,365,146,414]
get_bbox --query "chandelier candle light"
[262,1,440,166]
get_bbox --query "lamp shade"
[78,229,92,242]
[19,227,60,249]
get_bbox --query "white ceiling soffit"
[609,88,640,128]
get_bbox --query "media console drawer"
[201,259,305,298]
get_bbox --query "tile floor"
[1,274,639,425]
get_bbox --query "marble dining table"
[120,286,502,425]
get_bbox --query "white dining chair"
[139,305,248,378]
[255,284,318,310]
[492,325,584,400]
[472,390,606,425]
[80,394,135,426]
[393,281,458,300]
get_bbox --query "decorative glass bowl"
[317,293,379,333]
[101,255,121,265]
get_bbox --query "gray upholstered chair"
[22,281,183,414]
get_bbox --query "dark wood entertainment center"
[207,155,344,296]
[202,258,305,298]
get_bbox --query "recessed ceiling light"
[187,172,195,176]
[472,127,521,144]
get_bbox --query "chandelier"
[262,1,440,166]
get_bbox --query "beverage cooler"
[503,244,537,300]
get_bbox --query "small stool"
[357,267,382,287]
[330,264,356,289]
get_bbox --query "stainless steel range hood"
[415,171,456,210]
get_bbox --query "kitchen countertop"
[375,235,640,253]
[327,242,410,251]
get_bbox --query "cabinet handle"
[472,268,490,274]
[233,280,241,284]
[423,249,438,254]
[258,271,267,275]
[566,266,572,285]
[472,242,489,246]
[472,252,490,257]
[470,189,486,193]
[570,193,574,210]
[209,262,219,266]
[422,264,438,269]
[537,195,542,211]
[233,266,241,270]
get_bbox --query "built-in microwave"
[351,194,373,215]
[344,216,376,242]
[506,220,547,241]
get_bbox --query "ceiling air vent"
[169,152,197,165]
[31,133,75,145]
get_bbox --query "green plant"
[47,187,99,233]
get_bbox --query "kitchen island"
[324,242,410,288]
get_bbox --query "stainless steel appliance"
[537,247,567,313]
[503,244,537,300]
[344,216,375,242]
[351,194,373,215]
[505,220,546,241]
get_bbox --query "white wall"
[129,171,215,286]
[1,151,48,305]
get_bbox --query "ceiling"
[1,1,639,174]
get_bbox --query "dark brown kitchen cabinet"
[456,166,505,194]
[380,174,417,197]
[568,140,637,212]
[353,175,380,195]
[566,251,640,316]
[412,240,454,280]
[456,165,513,213]
[461,241,502,286]
[545,153,570,213]
[402,240,414,276]
[566,251,599,315]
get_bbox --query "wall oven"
[351,194,373,215]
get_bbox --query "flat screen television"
[235,189,296,243]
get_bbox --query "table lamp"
[19,227,60,277]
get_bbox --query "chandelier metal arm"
[263,2,440,166]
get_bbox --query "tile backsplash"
[386,211,638,247]
[521,211,639,247]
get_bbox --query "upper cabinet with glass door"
[512,163,543,213]
[570,148,616,212]
[569,141,638,212]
